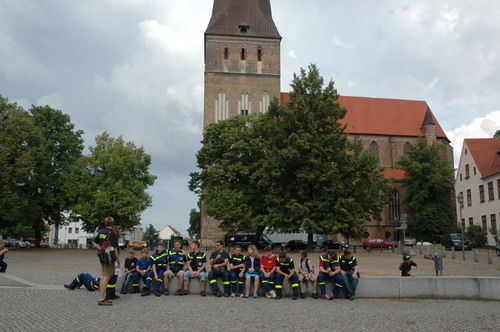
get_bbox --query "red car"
[362,238,396,250]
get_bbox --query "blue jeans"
[121,272,133,291]
[343,271,359,296]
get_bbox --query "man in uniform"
[275,251,299,300]
[208,240,231,297]
[339,249,359,300]
[151,242,169,296]
[64,273,102,292]
[183,240,207,296]
[228,245,245,297]
[92,216,120,306]
[165,239,187,295]
[317,250,345,300]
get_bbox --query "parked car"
[284,240,308,251]
[226,233,274,250]
[362,238,396,250]
[23,241,34,248]
[119,242,126,249]
[495,240,499,257]
[404,236,417,246]
[129,241,147,249]
[40,242,50,248]
[441,233,472,251]
[320,240,348,251]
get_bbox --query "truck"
[263,231,322,247]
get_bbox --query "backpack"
[97,230,117,265]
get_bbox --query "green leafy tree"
[28,105,84,245]
[0,96,45,232]
[396,137,455,242]
[494,130,500,138]
[466,225,487,248]
[64,132,157,232]
[190,64,392,248]
[187,200,201,239]
[143,224,159,247]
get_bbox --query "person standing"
[92,216,120,306]
[0,240,8,273]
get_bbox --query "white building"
[455,138,500,246]
[158,225,182,241]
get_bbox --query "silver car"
[496,240,500,257]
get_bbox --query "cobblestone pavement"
[0,248,499,331]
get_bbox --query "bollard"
[451,246,455,259]
[353,246,357,253]
[367,246,371,253]
[474,249,478,263]
[441,245,446,258]
[418,245,422,255]
[488,250,492,265]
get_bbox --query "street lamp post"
[456,193,465,260]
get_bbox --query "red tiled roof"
[465,138,500,178]
[168,225,182,236]
[382,168,406,180]
[280,94,448,140]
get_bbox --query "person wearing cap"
[399,255,419,277]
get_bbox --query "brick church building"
[201,0,453,246]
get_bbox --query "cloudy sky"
[1,0,499,236]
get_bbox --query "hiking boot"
[141,289,150,296]
[275,295,282,300]
[216,290,222,297]
[312,293,318,299]
[155,290,161,297]
[120,290,128,295]
[163,288,170,295]
[175,288,183,296]
[64,284,75,290]
[130,288,140,294]
[107,295,120,300]
[201,290,206,297]
[300,292,306,299]
[292,294,298,300]
[224,292,230,297]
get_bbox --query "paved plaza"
[0,248,499,331]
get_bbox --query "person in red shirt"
[259,245,277,299]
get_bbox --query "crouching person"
[275,252,299,300]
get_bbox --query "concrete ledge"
[149,276,500,300]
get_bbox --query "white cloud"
[446,110,500,167]
[288,50,296,58]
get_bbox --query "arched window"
[390,189,401,224]
[259,93,269,113]
[239,92,250,116]
[369,141,379,159]
[404,142,411,157]
[257,48,262,61]
[223,47,229,60]
[214,91,228,123]
[241,47,246,60]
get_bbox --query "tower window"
[257,48,262,61]
[224,47,229,60]
[238,24,249,33]
[241,48,246,60]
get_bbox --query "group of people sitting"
[65,239,361,300]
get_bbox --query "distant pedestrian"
[92,216,120,306]
[399,255,419,277]
[0,240,8,273]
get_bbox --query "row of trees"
[189,65,457,245]
[0,95,156,245]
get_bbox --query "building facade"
[201,0,454,246]
[455,138,500,246]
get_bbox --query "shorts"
[101,263,114,277]
[245,272,259,278]
[184,270,206,281]
[298,273,317,282]
[166,269,185,279]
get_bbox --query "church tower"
[201,0,282,245]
